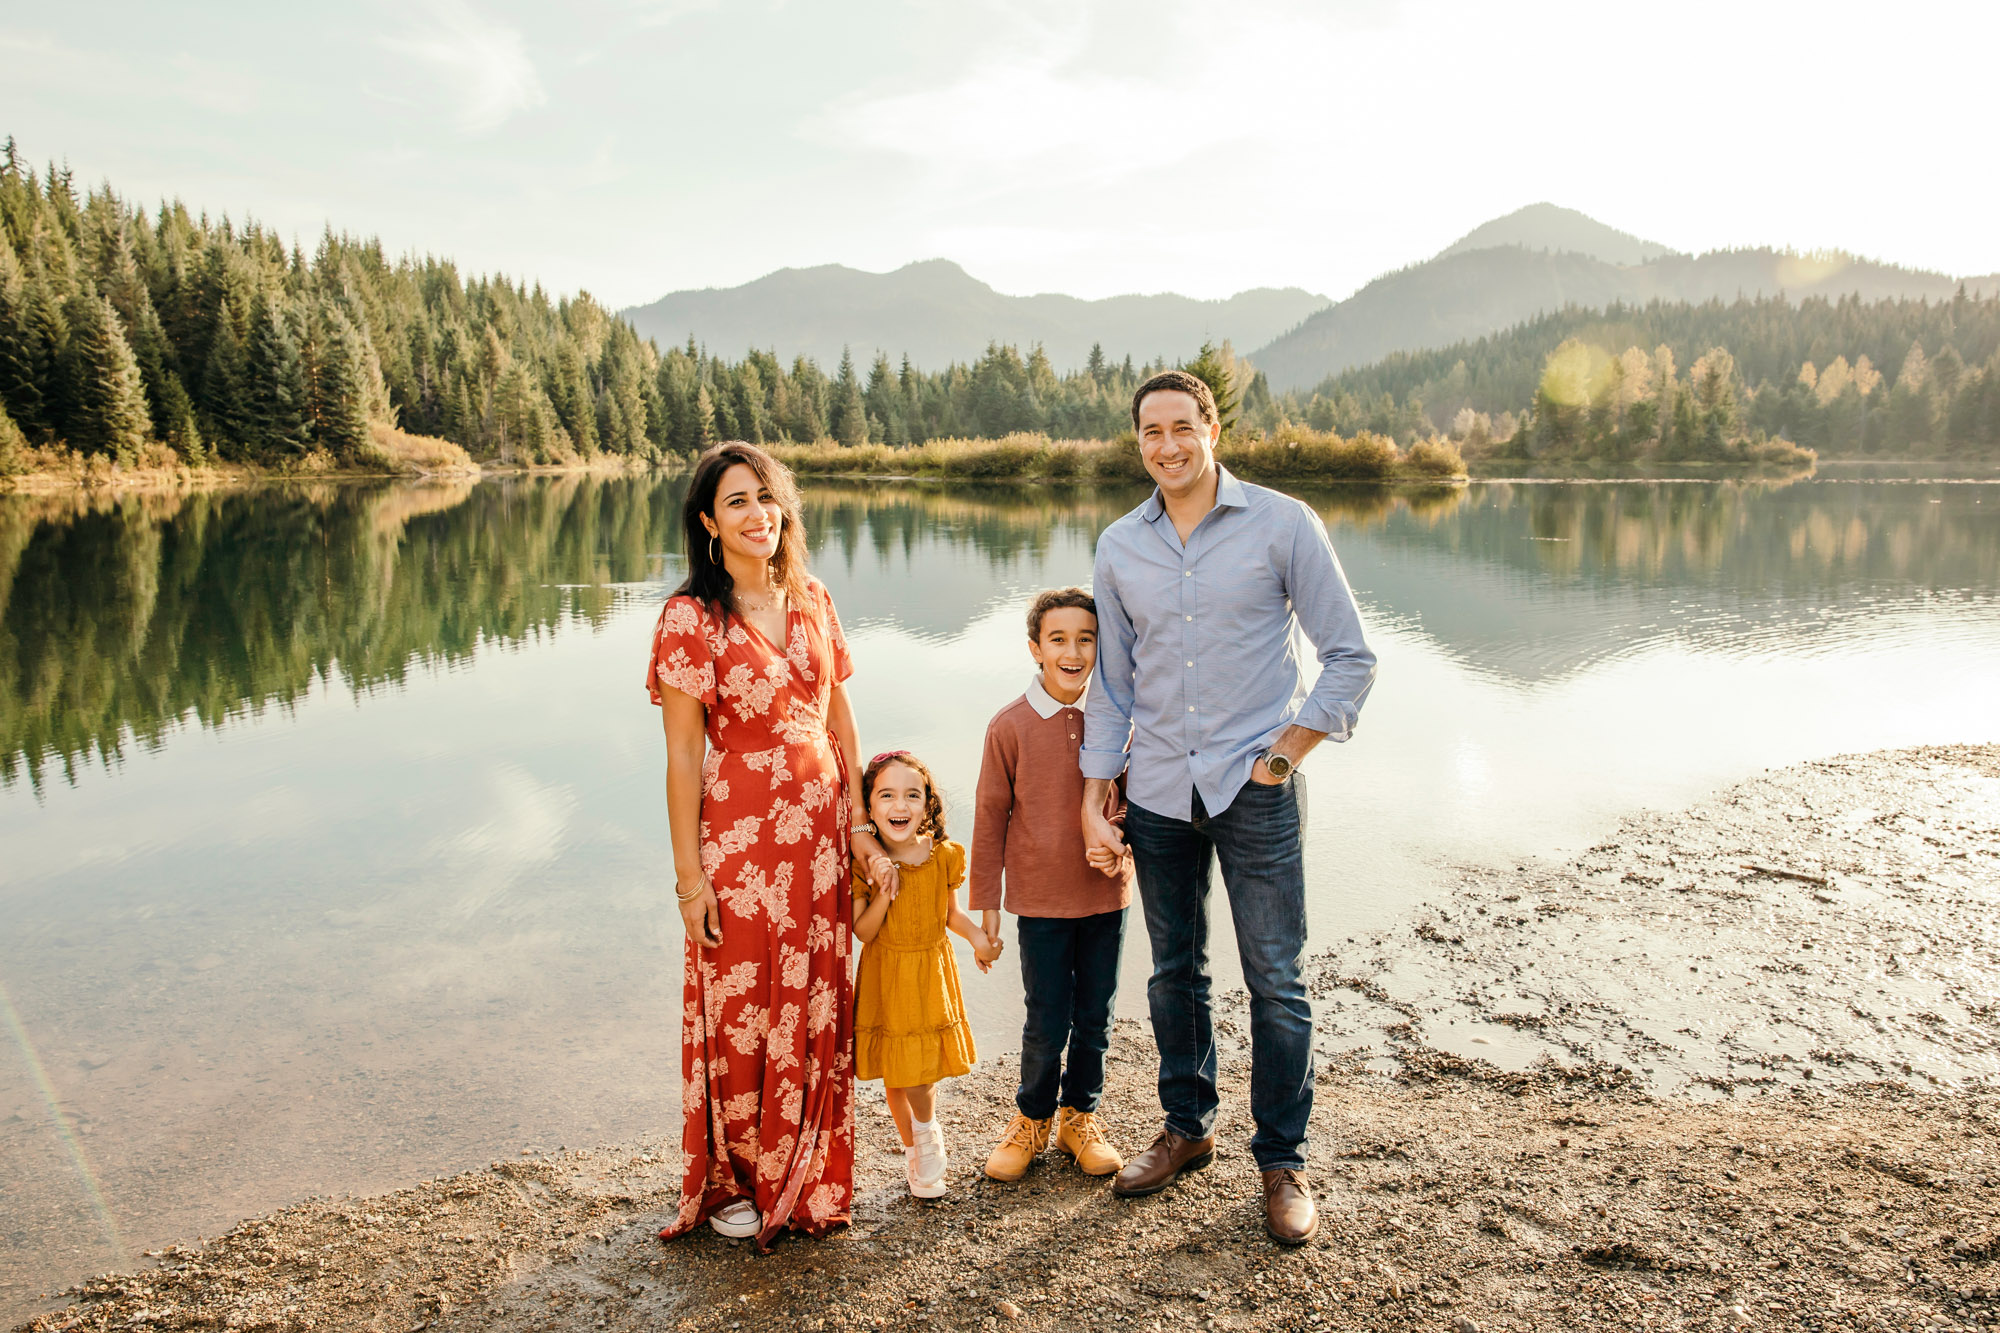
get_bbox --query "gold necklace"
[736,588,785,613]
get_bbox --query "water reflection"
[1,477,680,790]
[4,473,1996,790]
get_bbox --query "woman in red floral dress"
[647,443,889,1249]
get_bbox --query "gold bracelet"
[675,880,705,903]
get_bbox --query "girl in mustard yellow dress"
[851,750,1001,1197]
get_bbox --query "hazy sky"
[4,0,1994,308]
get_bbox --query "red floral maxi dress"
[646,578,856,1248]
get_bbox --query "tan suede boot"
[1053,1107,1124,1176]
[983,1113,1051,1182]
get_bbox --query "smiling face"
[1135,388,1219,502]
[1030,606,1097,706]
[700,462,783,566]
[866,760,931,853]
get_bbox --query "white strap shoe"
[708,1197,761,1238]
[907,1125,949,1198]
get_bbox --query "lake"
[3,471,1998,1311]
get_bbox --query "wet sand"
[13,744,1999,1333]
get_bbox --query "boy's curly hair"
[861,750,946,840]
[1027,586,1096,641]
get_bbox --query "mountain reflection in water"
[1,472,1997,1318]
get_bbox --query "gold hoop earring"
[708,535,718,564]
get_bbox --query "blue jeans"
[1124,774,1312,1171]
[1015,909,1127,1120]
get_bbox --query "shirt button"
[1184,571,1191,577]
[1184,614,1192,621]
[1187,705,1195,712]
[1186,661,1193,667]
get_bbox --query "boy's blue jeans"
[1015,908,1127,1120]
[1124,773,1313,1172]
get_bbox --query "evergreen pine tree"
[245,296,311,456]
[202,296,251,456]
[832,347,868,446]
[310,306,372,458]
[1180,341,1241,432]
[732,359,766,444]
[27,280,71,443]
[63,293,152,463]
[158,370,205,463]
[0,241,46,435]
[864,352,899,444]
[126,296,176,439]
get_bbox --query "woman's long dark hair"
[678,441,815,621]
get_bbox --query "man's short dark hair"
[1027,587,1096,641]
[1130,369,1219,433]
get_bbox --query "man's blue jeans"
[1015,909,1127,1119]
[1124,774,1312,1171]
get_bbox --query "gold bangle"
[675,880,705,903]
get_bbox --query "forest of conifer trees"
[1305,292,2000,462]
[0,142,1179,473]
[4,137,1996,477]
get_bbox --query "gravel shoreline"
[16,745,1999,1333]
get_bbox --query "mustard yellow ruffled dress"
[852,840,977,1087]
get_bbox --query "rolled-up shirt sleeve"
[1081,549,1135,780]
[1285,505,1377,741]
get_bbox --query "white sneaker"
[907,1125,948,1198]
[708,1198,760,1238]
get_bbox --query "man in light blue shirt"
[1081,370,1375,1246]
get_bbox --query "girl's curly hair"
[861,750,946,840]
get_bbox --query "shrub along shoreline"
[769,427,1470,485]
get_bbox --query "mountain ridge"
[621,260,1328,373]
[1249,243,1985,393]
[621,205,1995,393]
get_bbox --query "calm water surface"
[2,474,1998,1307]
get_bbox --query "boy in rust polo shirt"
[973,588,1135,1182]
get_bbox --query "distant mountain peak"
[1439,203,1676,268]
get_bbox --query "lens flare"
[0,979,126,1261]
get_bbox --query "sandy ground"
[14,745,1999,1333]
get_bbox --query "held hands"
[851,821,901,897]
[1084,844,1133,878]
[1081,788,1126,877]
[676,874,723,948]
[973,910,1004,974]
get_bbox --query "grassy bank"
[769,428,1470,485]
[0,426,681,493]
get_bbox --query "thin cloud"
[383,0,546,135]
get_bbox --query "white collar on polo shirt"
[1026,671,1088,720]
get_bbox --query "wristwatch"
[1261,750,1293,780]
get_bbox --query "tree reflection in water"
[3,474,1995,790]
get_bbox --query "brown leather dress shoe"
[1111,1128,1215,1197]
[1262,1168,1318,1245]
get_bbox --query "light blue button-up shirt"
[1081,467,1377,821]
